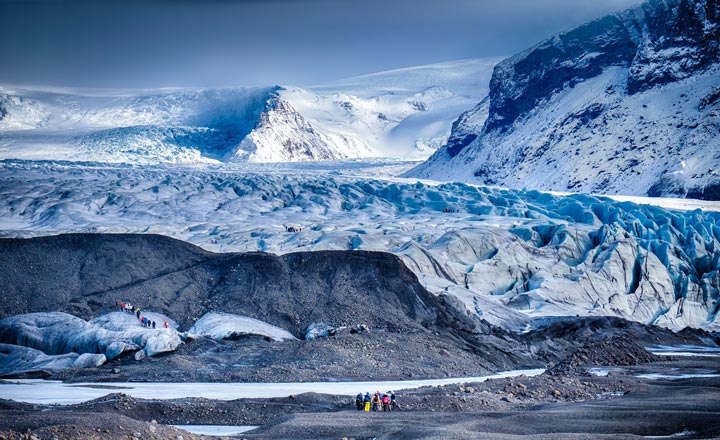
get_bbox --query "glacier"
[0,343,106,376]
[0,160,718,332]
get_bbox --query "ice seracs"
[0,162,717,332]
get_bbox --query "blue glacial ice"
[0,160,718,332]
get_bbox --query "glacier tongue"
[0,161,719,332]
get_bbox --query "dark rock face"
[485,14,638,133]
[629,0,720,94]
[410,0,720,199]
[485,0,719,133]
[445,99,487,158]
[0,234,454,337]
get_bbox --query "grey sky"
[0,0,640,88]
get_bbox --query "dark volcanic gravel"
[52,330,522,384]
[3,367,720,439]
[548,335,661,376]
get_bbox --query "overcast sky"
[0,0,640,88]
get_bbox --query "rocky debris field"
[0,410,202,440]
[51,331,508,384]
[548,335,660,376]
[3,367,720,439]
[0,234,451,336]
[2,335,720,439]
[42,315,712,385]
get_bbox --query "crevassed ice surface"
[0,160,719,331]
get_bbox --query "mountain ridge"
[409,0,720,200]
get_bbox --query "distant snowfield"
[0,58,501,164]
[0,369,545,405]
[0,159,718,333]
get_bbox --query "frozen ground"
[0,368,544,404]
[171,425,258,436]
[0,160,718,332]
[646,345,720,357]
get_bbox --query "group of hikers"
[355,391,398,412]
[116,301,169,330]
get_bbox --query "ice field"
[0,159,718,333]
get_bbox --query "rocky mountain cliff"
[409,0,720,200]
[231,88,353,162]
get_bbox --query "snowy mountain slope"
[304,58,501,159]
[0,58,499,164]
[0,86,348,164]
[409,0,720,200]
[1,160,718,332]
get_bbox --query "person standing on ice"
[355,393,363,410]
[163,320,169,329]
[136,307,141,319]
[363,392,371,412]
[152,320,156,329]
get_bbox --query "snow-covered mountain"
[0,58,499,164]
[409,0,720,200]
